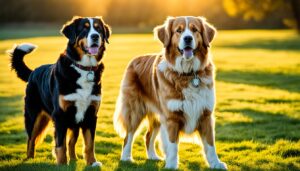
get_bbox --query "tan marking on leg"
[68,129,79,160]
[166,112,184,143]
[83,129,96,165]
[27,138,34,158]
[55,146,67,164]
[198,109,214,146]
[54,132,67,164]
[167,119,180,143]
[90,101,100,111]
[145,130,151,150]
[145,114,160,150]
[27,111,50,159]
[59,95,73,112]
[123,135,128,148]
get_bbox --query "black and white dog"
[8,16,111,166]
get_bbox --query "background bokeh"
[0,0,299,32]
[0,1,299,171]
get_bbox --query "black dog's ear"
[60,16,82,44]
[97,16,111,44]
[103,24,111,44]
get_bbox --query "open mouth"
[86,44,99,55]
[179,46,194,59]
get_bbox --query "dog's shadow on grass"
[0,159,102,171]
[214,108,300,170]
[216,70,300,93]
[0,161,78,171]
[116,160,223,171]
[216,108,300,142]
[217,37,300,52]
[0,95,23,122]
[116,160,162,171]
[94,139,121,155]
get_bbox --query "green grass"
[0,30,300,171]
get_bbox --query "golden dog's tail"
[113,93,127,138]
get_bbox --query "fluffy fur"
[8,16,111,166]
[114,16,227,170]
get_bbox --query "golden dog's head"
[154,16,216,73]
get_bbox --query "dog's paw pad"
[91,161,102,167]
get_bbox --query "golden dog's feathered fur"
[114,16,227,170]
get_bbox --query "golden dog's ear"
[154,17,175,47]
[198,17,216,48]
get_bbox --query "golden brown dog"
[114,16,227,170]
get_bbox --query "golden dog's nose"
[184,36,193,44]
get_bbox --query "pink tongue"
[88,47,99,55]
[183,49,193,58]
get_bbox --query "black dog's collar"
[65,53,98,71]
[72,62,98,71]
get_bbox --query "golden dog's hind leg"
[145,113,161,160]
[121,103,147,162]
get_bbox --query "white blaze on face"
[87,18,101,55]
[179,17,196,60]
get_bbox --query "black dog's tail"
[7,43,37,82]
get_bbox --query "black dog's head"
[61,16,111,62]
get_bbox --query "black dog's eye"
[176,28,182,33]
[94,23,99,28]
[84,22,90,28]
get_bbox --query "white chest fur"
[63,65,101,123]
[167,84,215,134]
[182,84,215,133]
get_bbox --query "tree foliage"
[0,0,294,30]
[223,0,300,32]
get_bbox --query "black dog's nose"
[91,34,99,41]
[184,36,193,44]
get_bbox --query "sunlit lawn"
[0,30,300,171]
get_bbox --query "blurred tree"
[0,0,290,30]
[223,0,300,33]
[290,0,300,33]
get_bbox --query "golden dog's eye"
[176,28,182,33]
[192,27,198,33]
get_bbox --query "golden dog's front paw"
[210,161,228,170]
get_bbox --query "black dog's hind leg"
[25,83,50,159]
[68,127,79,160]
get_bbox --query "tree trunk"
[290,0,300,34]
